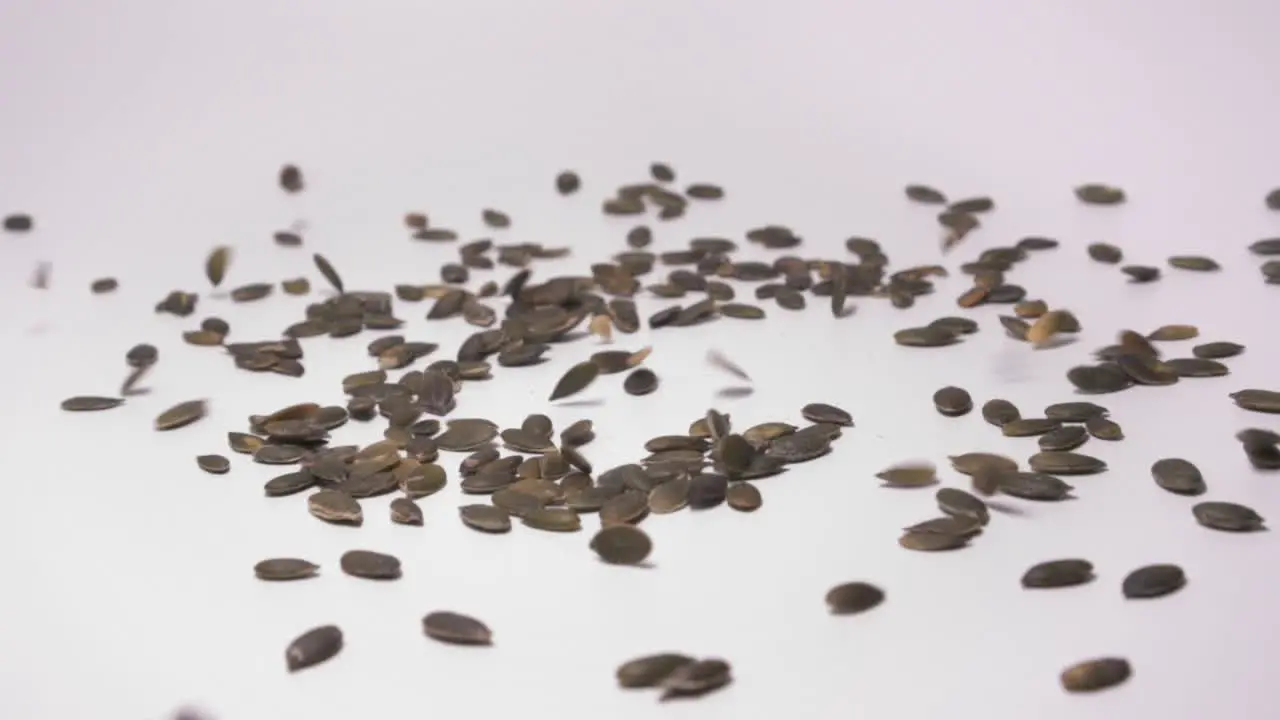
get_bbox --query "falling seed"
[1075,184,1126,205]
[981,399,1021,426]
[685,183,724,200]
[278,164,304,193]
[1060,657,1131,693]
[196,454,230,474]
[659,658,733,700]
[549,361,600,402]
[1022,559,1094,589]
[422,611,493,646]
[876,462,938,488]
[825,581,885,614]
[590,524,653,565]
[312,253,344,294]
[904,184,947,204]
[1086,243,1123,264]
[308,490,362,525]
[1192,341,1244,359]
[285,625,341,672]
[1028,452,1106,475]
[1230,389,1280,413]
[61,396,125,412]
[1122,564,1186,599]
[155,400,208,431]
[1168,255,1220,272]
[1038,425,1089,452]
[205,246,231,288]
[706,349,751,381]
[1150,458,1205,496]
[1147,324,1198,342]
[589,314,613,342]
[555,170,580,194]
[1121,265,1160,282]
[801,403,852,426]
[3,213,33,232]
[1085,416,1123,440]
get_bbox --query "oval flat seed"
[1022,559,1094,589]
[1192,501,1265,532]
[401,463,447,498]
[1028,452,1107,475]
[617,654,696,689]
[1121,265,1160,282]
[725,482,762,512]
[423,611,492,646]
[801,403,852,426]
[1168,255,1219,271]
[155,399,208,431]
[1086,242,1123,264]
[1085,416,1124,440]
[928,316,978,335]
[1147,323,1198,341]
[659,658,733,700]
[255,558,319,581]
[981,399,1020,427]
[825,581,884,615]
[905,184,947,204]
[648,476,690,514]
[459,504,511,533]
[1076,183,1126,205]
[1044,402,1109,422]
[254,444,307,465]
[60,396,124,412]
[549,361,600,402]
[876,462,938,488]
[1066,364,1133,394]
[264,471,315,497]
[1193,341,1244,359]
[196,454,230,474]
[307,490,362,525]
[904,515,982,536]
[899,531,969,552]
[522,507,582,532]
[948,453,1018,478]
[624,368,659,396]
[390,497,424,526]
[998,472,1074,501]
[687,474,729,509]
[1061,657,1131,693]
[340,550,401,580]
[590,525,653,565]
[1122,564,1185,599]
[932,386,972,417]
[1230,389,1280,413]
[1038,425,1089,452]
[1150,458,1205,496]
[286,625,343,673]
[894,326,959,347]
[1002,418,1061,437]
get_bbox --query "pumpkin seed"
[981,399,1021,427]
[876,462,938,488]
[196,454,230,474]
[549,361,600,402]
[617,654,695,689]
[725,482,762,511]
[285,625,342,673]
[825,581,884,614]
[1122,564,1185,599]
[307,490,362,525]
[1022,559,1094,589]
[60,396,124,412]
[1028,452,1107,475]
[590,525,653,564]
[1060,657,1131,692]
[1192,501,1265,532]
[422,611,492,646]
[155,400,208,431]
[1075,184,1126,205]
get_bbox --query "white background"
[2,2,1279,719]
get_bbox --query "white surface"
[2,2,1279,719]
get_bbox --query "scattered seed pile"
[29,165,1280,712]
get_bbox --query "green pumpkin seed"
[998,472,1074,501]
[155,400,208,431]
[1150,458,1205,496]
[725,482,762,512]
[1038,426,1089,452]
[932,386,972,416]
[825,581,884,614]
[1075,184,1126,205]
[1085,416,1124,440]
[905,184,947,204]
[1168,255,1219,272]
[423,611,492,645]
[659,658,732,700]
[1192,341,1244,359]
[1230,389,1280,413]
[1192,501,1265,532]
[876,462,938,488]
[617,654,695,688]
[549,361,600,402]
[255,558,319,581]
[1060,657,1131,692]
[1122,564,1185,599]
[590,525,653,564]
[196,454,230,474]
[1022,559,1094,589]
[1028,452,1107,475]
[340,549,401,580]
[205,246,231,287]
[61,396,124,412]
[286,625,342,673]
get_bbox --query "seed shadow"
[715,386,754,399]
[555,399,605,408]
[596,559,657,570]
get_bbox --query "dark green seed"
[1066,364,1133,394]
[948,453,1017,478]
[1086,242,1123,264]
[423,611,492,646]
[254,558,319,581]
[555,171,580,194]
[624,368,659,396]
[549,361,600,402]
[459,504,511,533]
[1164,357,1229,378]
[876,462,938,488]
[617,654,695,689]
[932,386,972,417]
[1192,501,1265,532]
[1230,389,1280,413]
[648,476,690,514]
[1061,657,1131,692]
[1085,416,1124,440]
[903,515,982,536]
[1192,341,1244,359]
[928,316,978,334]
[948,196,994,214]
[285,625,342,673]
[1022,559,1094,589]
[254,444,307,465]
[1122,564,1185,599]
[801,403,852,426]
[1016,236,1059,251]
[894,326,959,347]
[905,184,947,204]
[1038,426,1089,452]
[390,497,424,526]
[590,525,653,564]
[825,581,885,614]
[719,302,766,319]
[685,183,724,200]
[999,315,1030,341]
[312,253,344,294]
[1044,402,1109,422]
[1028,452,1107,475]
[1120,265,1160,282]
[155,400,207,431]
[936,487,990,525]
[1168,255,1219,272]
[522,507,582,532]
[687,473,729,509]
[726,482,762,511]
[61,396,124,412]
[1249,236,1280,254]
[196,454,230,474]
[981,399,1021,426]
[481,208,510,229]
[1002,418,1061,437]
[1075,184,1126,205]
[1147,324,1199,341]
[264,471,315,497]
[659,658,733,700]
[899,530,969,551]
[650,162,676,183]
[998,472,1074,501]
[340,549,401,580]
[1151,458,1205,496]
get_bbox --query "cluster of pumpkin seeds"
[42,167,1280,714]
